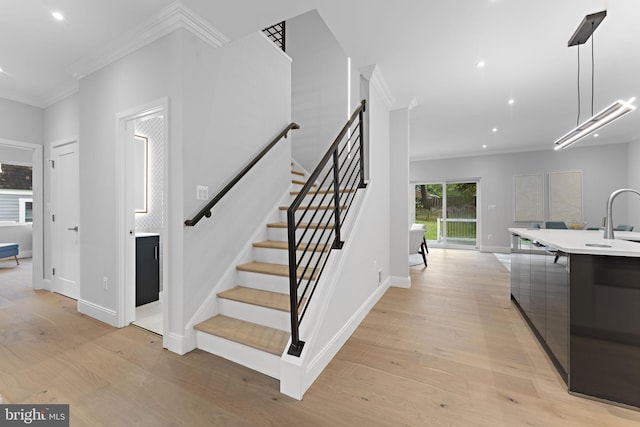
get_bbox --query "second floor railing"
[286,100,367,356]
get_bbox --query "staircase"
[187,101,367,397]
[194,166,322,378]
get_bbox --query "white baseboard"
[480,245,510,253]
[17,250,32,258]
[163,332,194,355]
[78,299,118,327]
[390,275,410,289]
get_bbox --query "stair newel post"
[286,208,305,356]
[358,100,367,189]
[331,148,345,250]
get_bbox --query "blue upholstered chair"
[614,224,634,231]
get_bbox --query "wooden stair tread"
[218,286,292,312]
[267,222,333,229]
[290,188,356,195]
[194,315,288,356]
[279,205,346,211]
[253,240,330,252]
[291,170,305,176]
[236,261,318,280]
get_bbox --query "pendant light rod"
[568,10,606,46]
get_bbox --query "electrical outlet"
[103,277,108,290]
[378,268,383,284]
[488,234,493,241]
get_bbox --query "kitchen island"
[509,228,640,409]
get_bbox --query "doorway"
[116,99,168,336]
[51,140,79,299]
[0,139,43,290]
[415,181,479,248]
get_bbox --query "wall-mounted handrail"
[287,100,366,357]
[185,122,300,227]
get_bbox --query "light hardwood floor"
[1,252,639,426]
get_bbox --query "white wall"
[78,31,183,324]
[389,108,410,286]
[287,10,349,172]
[181,31,292,329]
[43,94,79,281]
[0,98,43,145]
[0,223,32,257]
[411,143,630,251]
[628,140,640,224]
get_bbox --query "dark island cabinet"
[511,234,568,380]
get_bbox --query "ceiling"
[2,0,640,160]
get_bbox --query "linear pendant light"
[554,98,636,150]
[554,10,636,150]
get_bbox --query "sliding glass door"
[415,181,478,248]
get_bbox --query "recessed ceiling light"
[0,67,3,73]
[492,127,498,133]
[52,11,64,21]
[594,133,599,138]
[508,99,515,105]
[483,144,487,149]
[476,61,486,68]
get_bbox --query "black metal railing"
[184,122,299,227]
[262,21,286,52]
[287,100,367,356]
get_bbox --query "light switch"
[197,185,208,200]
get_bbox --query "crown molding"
[359,64,395,109]
[67,0,229,81]
[0,88,46,109]
[41,80,79,109]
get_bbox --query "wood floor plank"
[2,255,640,426]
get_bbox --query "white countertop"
[509,228,640,257]
[135,232,160,237]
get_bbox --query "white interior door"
[51,141,80,299]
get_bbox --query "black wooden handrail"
[184,122,299,226]
[286,100,366,356]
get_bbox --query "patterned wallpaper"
[134,116,164,232]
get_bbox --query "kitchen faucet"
[603,188,640,239]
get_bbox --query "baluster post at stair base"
[287,340,305,357]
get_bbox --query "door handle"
[67,226,79,232]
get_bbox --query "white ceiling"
[2,0,640,160]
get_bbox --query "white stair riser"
[279,208,337,223]
[196,331,282,379]
[219,299,291,332]
[237,271,313,295]
[268,226,336,242]
[290,193,340,206]
[253,246,326,266]
[237,270,290,293]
